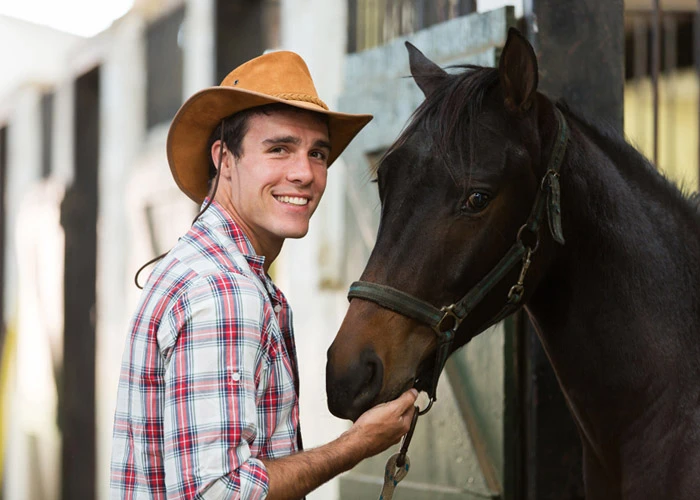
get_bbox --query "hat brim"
[167,86,373,203]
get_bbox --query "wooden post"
[520,0,624,498]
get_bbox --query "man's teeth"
[275,195,308,206]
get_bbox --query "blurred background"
[0,0,697,499]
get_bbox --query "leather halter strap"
[348,107,570,408]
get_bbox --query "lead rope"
[378,406,419,499]
[133,121,226,289]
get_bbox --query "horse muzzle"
[325,345,384,421]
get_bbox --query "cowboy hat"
[167,50,373,203]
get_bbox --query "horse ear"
[406,41,447,97]
[499,28,539,114]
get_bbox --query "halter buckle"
[507,247,534,305]
[434,304,462,334]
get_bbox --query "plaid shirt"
[111,201,300,499]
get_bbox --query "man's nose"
[287,154,315,184]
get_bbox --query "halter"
[348,107,570,419]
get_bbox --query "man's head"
[205,103,329,186]
[167,50,372,204]
[207,103,331,252]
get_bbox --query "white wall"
[275,2,353,499]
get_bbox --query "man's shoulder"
[139,233,255,305]
[154,220,250,276]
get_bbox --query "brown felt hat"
[167,50,373,203]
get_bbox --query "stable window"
[347,0,476,53]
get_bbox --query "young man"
[110,51,417,499]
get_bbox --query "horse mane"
[558,102,700,224]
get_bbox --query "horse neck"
[526,114,700,449]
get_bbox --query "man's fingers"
[396,388,419,410]
[400,404,415,420]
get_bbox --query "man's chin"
[279,226,310,239]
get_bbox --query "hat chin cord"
[134,120,226,289]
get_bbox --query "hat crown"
[220,51,328,110]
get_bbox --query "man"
[111,50,417,499]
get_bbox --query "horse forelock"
[378,65,500,178]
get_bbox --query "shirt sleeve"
[159,272,273,499]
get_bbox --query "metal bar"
[634,16,649,149]
[41,92,54,179]
[652,0,661,168]
[347,0,358,53]
[664,14,678,172]
[458,0,476,16]
[414,0,425,31]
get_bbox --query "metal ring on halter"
[516,223,540,253]
[541,168,560,189]
[417,398,434,415]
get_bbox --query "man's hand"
[343,388,419,459]
[263,389,419,500]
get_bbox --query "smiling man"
[110,51,418,499]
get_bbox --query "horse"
[326,28,700,498]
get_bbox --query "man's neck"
[212,194,283,272]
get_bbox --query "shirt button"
[231,372,241,382]
[274,304,282,313]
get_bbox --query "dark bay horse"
[326,28,700,498]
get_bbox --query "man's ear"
[210,140,231,178]
[499,28,538,115]
[406,41,447,98]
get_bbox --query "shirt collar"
[197,199,267,276]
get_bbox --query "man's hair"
[206,103,330,187]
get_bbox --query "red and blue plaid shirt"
[111,201,300,499]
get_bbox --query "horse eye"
[463,192,491,213]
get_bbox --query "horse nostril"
[355,350,383,405]
[364,358,376,387]
[326,348,384,420]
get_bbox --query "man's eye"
[461,191,491,213]
[310,151,328,161]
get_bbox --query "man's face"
[226,108,330,252]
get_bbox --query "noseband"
[348,107,569,413]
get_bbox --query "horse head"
[327,29,566,420]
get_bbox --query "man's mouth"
[274,195,309,206]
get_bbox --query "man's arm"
[161,274,276,499]
[262,389,418,500]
